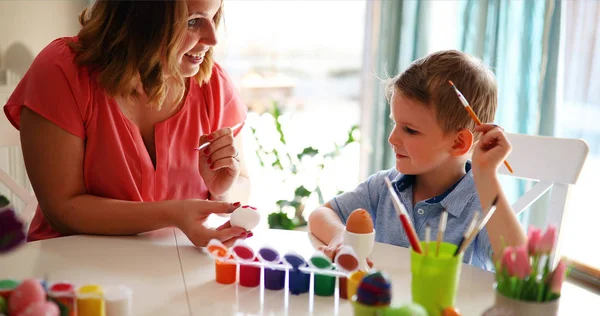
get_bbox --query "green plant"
[249,101,359,230]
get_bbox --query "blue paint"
[288,265,310,295]
[284,253,306,269]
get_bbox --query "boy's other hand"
[473,124,512,175]
[317,235,374,268]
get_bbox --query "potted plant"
[483,225,568,316]
[249,101,359,230]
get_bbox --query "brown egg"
[346,208,374,234]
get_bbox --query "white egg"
[230,206,260,231]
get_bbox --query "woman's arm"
[19,107,242,242]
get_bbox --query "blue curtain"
[366,0,562,226]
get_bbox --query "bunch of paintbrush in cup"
[453,196,499,256]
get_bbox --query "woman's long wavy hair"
[69,0,223,109]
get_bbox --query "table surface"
[1,228,598,315]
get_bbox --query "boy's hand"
[317,235,374,268]
[472,124,512,175]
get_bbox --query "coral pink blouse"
[3,37,247,241]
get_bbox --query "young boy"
[308,50,526,270]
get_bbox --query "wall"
[0,0,87,214]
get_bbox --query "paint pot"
[0,279,18,300]
[48,282,77,316]
[239,258,261,288]
[215,255,237,285]
[264,262,285,291]
[104,285,132,316]
[310,251,335,297]
[77,284,105,316]
[257,246,280,264]
[334,246,360,300]
[231,240,255,262]
[283,251,310,295]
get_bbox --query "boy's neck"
[412,159,468,205]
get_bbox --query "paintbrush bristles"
[436,210,448,257]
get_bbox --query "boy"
[308,50,526,270]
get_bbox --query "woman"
[3,0,251,247]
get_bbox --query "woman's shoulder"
[33,37,79,69]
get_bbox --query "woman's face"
[177,0,220,78]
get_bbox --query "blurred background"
[0,0,598,279]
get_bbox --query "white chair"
[500,133,589,264]
[0,85,37,224]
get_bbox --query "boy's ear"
[450,129,474,157]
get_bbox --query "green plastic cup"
[351,299,388,316]
[410,241,463,316]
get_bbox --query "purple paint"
[264,261,285,290]
[258,247,279,263]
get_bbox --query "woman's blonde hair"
[69,0,223,109]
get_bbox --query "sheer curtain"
[556,0,600,268]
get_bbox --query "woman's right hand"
[175,199,249,247]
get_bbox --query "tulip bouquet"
[495,225,568,302]
[0,194,27,254]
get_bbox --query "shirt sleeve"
[329,169,396,224]
[471,227,496,271]
[3,37,91,139]
[206,63,247,137]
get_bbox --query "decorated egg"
[346,209,374,234]
[17,301,60,316]
[230,205,260,231]
[9,279,46,315]
[355,270,392,306]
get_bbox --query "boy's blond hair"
[387,50,497,140]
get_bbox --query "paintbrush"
[425,224,431,257]
[456,195,499,256]
[453,212,480,256]
[195,122,244,151]
[384,177,423,254]
[436,210,448,257]
[448,80,513,173]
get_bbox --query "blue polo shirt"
[330,162,494,271]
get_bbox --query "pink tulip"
[513,245,531,279]
[527,226,542,255]
[539,225,557,254]
[550,259,567,294]
[501,246,515,275]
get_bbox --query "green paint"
[310,256,331,269]
[0,279,18,289]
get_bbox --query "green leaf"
[344,124,360,146]
[294,186,311,198]
[297,147,319,159]
[268,211,296,230]
[0,195,9,208]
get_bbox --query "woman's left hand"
[198,126,240,198]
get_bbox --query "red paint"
[337,254,359,272]
[239,258,260,287]
[400,214,422,254]
[339,277,348,300]
[233,245,254,260]
[48,282,76,316]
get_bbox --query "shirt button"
[417,208,425,215]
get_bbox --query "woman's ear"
[450,129,474,157]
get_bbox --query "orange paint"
[208,245,228,258]
[215,255,237,285]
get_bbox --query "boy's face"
[388,92,459,175]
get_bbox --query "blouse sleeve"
[3,37,91,139]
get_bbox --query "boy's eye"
[403,126,419,135]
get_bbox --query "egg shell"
[356,270,392,306]
[346,209,374,234]
[230,206,260,231]
[9,279,47,315]
[17,301,60,316]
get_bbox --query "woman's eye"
[188,18,200,28]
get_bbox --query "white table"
[1,228,598,315]
[0,228,190,316]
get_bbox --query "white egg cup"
[343,228,375,272]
